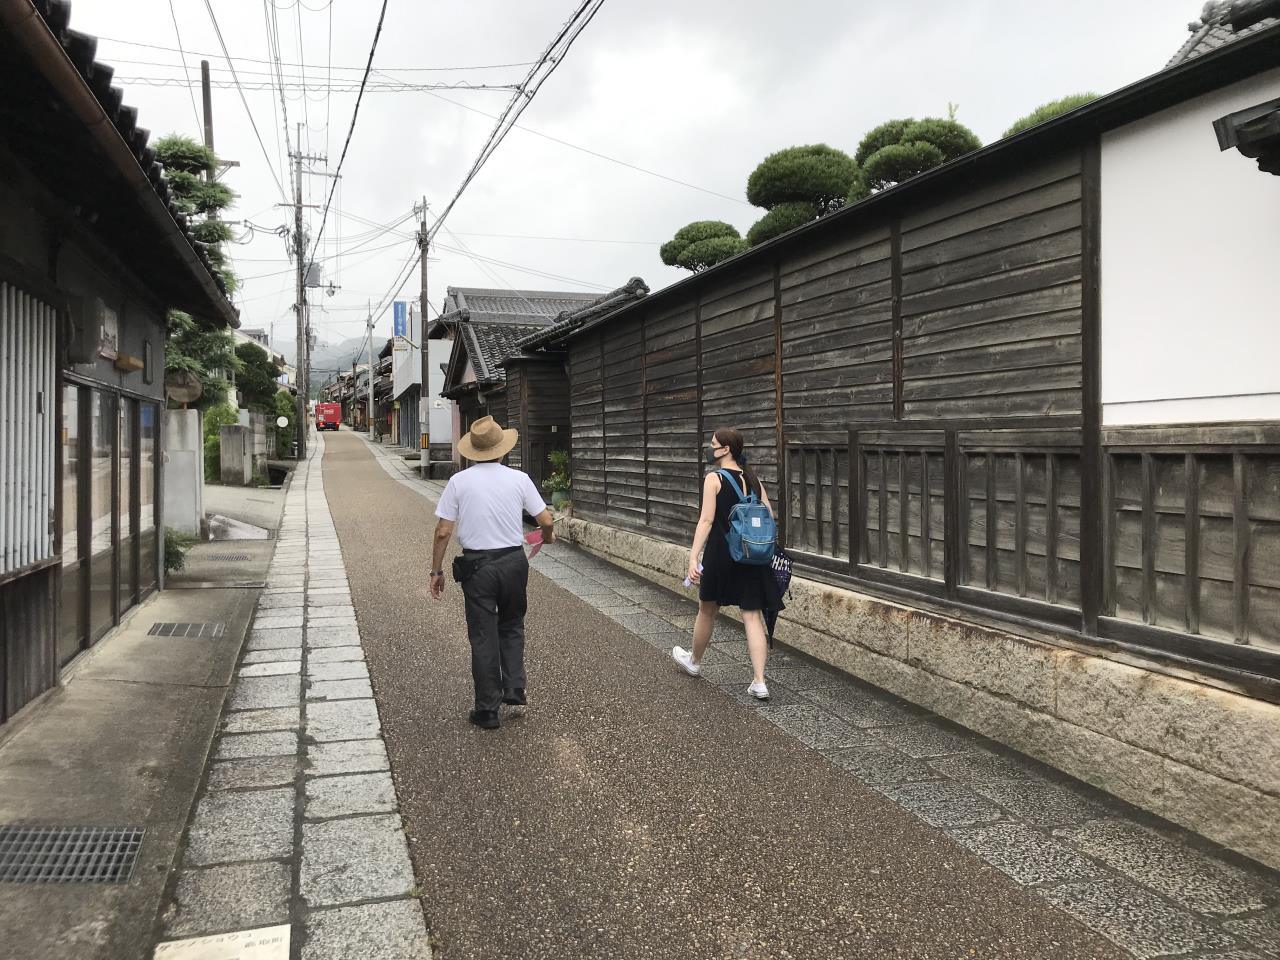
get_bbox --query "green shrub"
[862,141,946,191]
[661,221,747,272]
[273,392,296,458]
[745,144,858,212]
[857,117,982,190]
[164,527,198,574]
[1003,93,1099,138]
[545,449,571,494]
[203,403,239,481]
[747,201,820,247]
[854,119,915,166]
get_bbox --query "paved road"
[320,431,1135,960]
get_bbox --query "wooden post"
[1079,141,1104,635]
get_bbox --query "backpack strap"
[717,468,755,503]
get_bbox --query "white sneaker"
[747,681,770,700]
[671,646,701,677]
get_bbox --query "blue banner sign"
[393,300,407,337]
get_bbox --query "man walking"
[430,416,556,729]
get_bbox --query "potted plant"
[545,449,571,510]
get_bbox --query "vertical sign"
[393,301,407,338]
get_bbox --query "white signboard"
[154,925,289,960]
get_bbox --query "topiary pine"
[845,167,870,205]
[746,144,859,213]
[857,116,981,190]
[746,201,820,247]
[661,221,746,272]
[155,134,216,176]
[862,141,947,191]
[1003,93,1099,138]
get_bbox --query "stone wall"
[560,516,1280,870]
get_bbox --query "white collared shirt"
[435,463,547,549]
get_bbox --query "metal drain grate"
[147,622,226,639]
[207,554,251,562]
[0,826,144,883]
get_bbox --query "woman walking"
[673,427,783,699]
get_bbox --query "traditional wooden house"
[433,286,597,463]
[0,1,238,724]
[501,279,649,490]
[556,23,1280,866]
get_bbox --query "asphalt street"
[321,430,1126,960]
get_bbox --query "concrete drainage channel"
[153,435,430,959]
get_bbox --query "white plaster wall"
[1100,67,1280,425]
[163,409,203,535]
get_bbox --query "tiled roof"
[511,278,651,354]
[441,287,599,326]
[1167,0,1280,65]
[463,322,546,385]
[25,1,233,304]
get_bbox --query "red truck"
[315,402,342,432]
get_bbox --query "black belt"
[461,546,522,557]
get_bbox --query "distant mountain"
[279,335,374,386]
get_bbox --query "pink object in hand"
[524,529,543,559]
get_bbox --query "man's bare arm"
[533,509,557,544]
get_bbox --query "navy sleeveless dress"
[698,468,785,613]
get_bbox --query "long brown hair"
[712,427,762,498]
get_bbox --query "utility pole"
[200,60,215,159]
[286,123,332,459]
[293,127,307,460]
[366,301,375,441]
[416,197,429,476]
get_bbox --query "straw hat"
[458,416,518,462]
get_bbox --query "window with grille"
[0,281,58,575]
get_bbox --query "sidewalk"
[0,491,279,960]
[323,429,1280,959]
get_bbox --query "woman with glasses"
[673,427,782,699]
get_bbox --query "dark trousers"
[460,549,529,712]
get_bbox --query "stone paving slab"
[307,678,375,702]
[1223,909,1280,956]
[950,822,1105,886]
[759,703,880,750]
[300,814,416,907]
[799,684,926,727]
[970,778,1112,827]
[185,788,295,866]
[1041,878,1239,959]
[303,899,431,960]
[307,661,370,682]
[207,756,299,791]
[221,707,301,734]
[305,771,398,819]
[164,861,291,937]
[1057,819,1273,915]
[877,780,1007,828]
[869,721,988,758]
[307,739,390,776]
[306,625,362,647]
[214,731,298,761]
[229,675,302,711]
[239,660,302,678]
[306,697,381,742]
[308,645,366,663]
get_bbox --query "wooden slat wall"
[900,154,1084,419]
[779,228,895,432]
[644,303,700,539]
[504,366,524,471]
[569,333,605,518]
[525,361,570,428]
[602,323,646,528]
[700,273,779,490]
[1,565,57,722]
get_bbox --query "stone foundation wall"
[560,516,1280,870]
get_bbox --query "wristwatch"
[430,570,444,577]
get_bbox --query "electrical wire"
[165,0,202,133]
[305,0,390,266]
[427,0,607,243]
[94,35,533,73]
[294,0,311,153]
[112,76,520,93]
[199,0,288,202]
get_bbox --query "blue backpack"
[718,469,777,565]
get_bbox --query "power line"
[199,0,288,202]
[111,75,520,93]
[165,0,202,133]
[425,89,750,207]
[428,0,608,242]
[451,230,657,245]
[434,237,610,291]
[94,35,533,73]
[305,0,389,266]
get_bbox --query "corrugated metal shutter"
[0,281,58,575]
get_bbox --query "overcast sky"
[71,0,1196,361]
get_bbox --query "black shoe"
[502,688,526,706]
[468,709,500,729]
